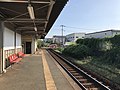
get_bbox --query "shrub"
[110,35,120,48]
[62,45,76,56]
[103,47,120,65]
[62,45,89,59]
[76,38,102,56]
[72,45,90,59]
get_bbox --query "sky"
[46,0,120,38]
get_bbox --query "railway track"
[47,49,111,90]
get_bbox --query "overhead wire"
[54,25,99,30]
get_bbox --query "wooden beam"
[4,18,47,23]
[44,1,55,30]
[0,0,50,4]
[16,27,45,30]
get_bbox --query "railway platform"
[0,50,81,90]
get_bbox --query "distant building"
[44,38,53,43]
[66,33,85,42]
[53,35,66,45]
[85,30,120,39]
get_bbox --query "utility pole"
[60,25,65,47]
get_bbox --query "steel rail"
[47,49,111,90]
[48,50,87,90]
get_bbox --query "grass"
[71,57,120,84]
[54,47,64,53]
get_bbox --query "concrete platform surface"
[0,50,81,90]
[0,55,46,90]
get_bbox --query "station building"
[0,0,68,73]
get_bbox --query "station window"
[76,36,78,38]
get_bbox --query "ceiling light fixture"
[34,27,37,31]
[27,4,35,19]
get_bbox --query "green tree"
[103,47,120,65]
[62,44,89,59]
[37,39,44,48]
[110,35,120,48]
[76,38,102,56]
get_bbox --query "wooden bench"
[8,54,22,64]
[17,52,25,58]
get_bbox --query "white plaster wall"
[16,33,21,47]
[3,27,14,49]
[3,27,14,72]
[3,28,22,50]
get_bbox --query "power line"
[54,25,98,30]
[65,25,98,30]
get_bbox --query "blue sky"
[46,0,120,38]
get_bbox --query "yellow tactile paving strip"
[46,51,82,90]
[42,50,57,90]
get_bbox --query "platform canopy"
[0,0,68,38]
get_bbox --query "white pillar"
[0,22,5,73]
[0,22,4,73]
[32,37,37,54]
